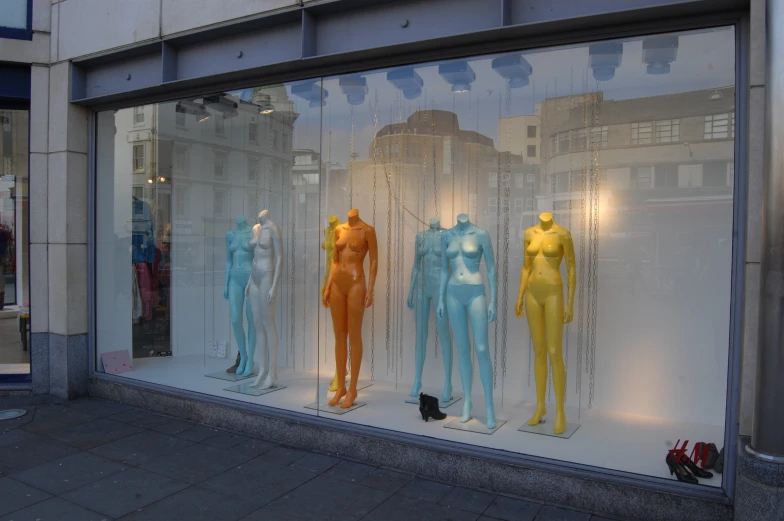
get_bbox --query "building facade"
[0,1,780,520]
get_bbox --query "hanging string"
[370,90,378,381]
[349,105,355,209]
[289,107,297,372]
[499,83,512,405]
[576,70,589,418]
[528,79,535,388]
[492,89,501,381]
[587,81,602,409]
[565,68,574,396]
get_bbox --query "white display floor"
[118,355,724,488]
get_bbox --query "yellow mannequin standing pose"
[515,212,576,434]
[321,215,344,392]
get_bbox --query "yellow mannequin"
[321,215,343,392]
[515,212,576,434]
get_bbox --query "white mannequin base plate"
[304,401,366,415]
[518,418,580,439]
[443,417,506,435]
[205,371,256,382]
[224,381,286,396]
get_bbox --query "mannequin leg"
[256,291,279,389]
[245,295,256,374]
[446,291,472,423]
[248,282,265,381]
[467,295,495,429]
[545,291,566,434]
[525,291,548,426]
[341,281,366,408]
[328,285,349,406]
[435,301,454,403]
[409,292,429,398]
[229,281,249,374]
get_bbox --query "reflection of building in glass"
[346,109,537,243]
[503,86,734,294]
[0,110,28,307]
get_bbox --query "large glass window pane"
[0,109,29,376]
[0,0,28,30]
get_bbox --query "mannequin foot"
[441,383,453,404]
[461,399,472,423]
[554,410,566,435]
[527,406,547,426]
[409,380,422,399]
[329,388,346,406]
[236,358,247,376]
[258,375,276,390]
[340,389,358,408]
[486,409,497,430]
[329,374,340,392]
[240,362,254,378]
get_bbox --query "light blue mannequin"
[407,216,453,403]
[437,213,497,429]
[223,216,256,377]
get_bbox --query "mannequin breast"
[251,226,275,272]
[526,230,564,286]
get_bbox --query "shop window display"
[95,27,736,486]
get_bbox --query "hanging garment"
[131,265,143,323]
[131,199,155,264]
[135,262,153,321]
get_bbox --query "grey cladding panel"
[508,0,703,25]
[314,0,503,56]
[176,22,301,81]
[84,53,162,100]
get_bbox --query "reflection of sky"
[239,26,735,169]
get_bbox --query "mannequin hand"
[488,304,497,323]
[515,300,525,318]
[267,289,274,303]
[564,308,574,324]
[322,287,330,308]
[436,302,445,320]
[223,287,229,301]
[364,292,374,308]
[407,294,415,309]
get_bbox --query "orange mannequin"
[322,209,379,408]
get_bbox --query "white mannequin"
[247,209,284,389]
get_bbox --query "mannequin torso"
[445,219,487,287]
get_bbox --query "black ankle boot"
[226,352,240,373]
[418,393,447,422]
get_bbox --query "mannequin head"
[456,213,470,225]
[539,212,554,230]
[347,208,359,219]
[429,216,440,229]
[328,215,339,225]
[258,209,270,224]
[236,216,247,225]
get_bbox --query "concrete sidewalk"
[0,394,625,521]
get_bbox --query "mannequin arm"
[480,230,497,322]
[270,223,284,301]
[365,226,379,308]
[407,234,422,308]
[564,230,576,323]
[437,233,449,319]
[515,230,532,318]
[223,232,232,299]
[322,227,340,308]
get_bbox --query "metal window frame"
[84,0,749,506]
[0,0,33,41]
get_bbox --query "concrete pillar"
[735,0,784,519]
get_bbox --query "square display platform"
[205,370,256,382]
[304,401,366,415]
[329,379,373,391]
[405,396,462,409]
[444,417,506,435]
[518,419,580,439]
[224,381,286,397]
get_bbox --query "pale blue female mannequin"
[407,216,454,403]
[223,216,256,377]
[437,213,497,429]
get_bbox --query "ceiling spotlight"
[159,176,166,183]
[588,42,623,81]
[198,113,211,123]
[642,35,679,75]
[291,81,328,108]
[147,178,154,184]
[387,67,424,100]
[708,90,724,101]
[339,75,369,105]
[438,61,476,93]
[492,54,533,88]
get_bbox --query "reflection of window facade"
[631,121,653,144]
[704,113,733,139]
[655,119,680,143]
[527,145,536,157]
[133,144,145,172]
[488,196,497,214]
[703,161,730,187]
[214,151,226,178]
[248,158,259,182]
[133,106,145,125]
[654,164,678,188]
[176,108,186,127]
[215,114,225,136]
[175,185,188,217]
[174,146,187,175]
[488,172,497,188]
[630,166,652,188]
[515,174,524,189]
[249,122,258,143]
[213,189,227,217]
[527,125,537,138]
[514,197,524,214]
